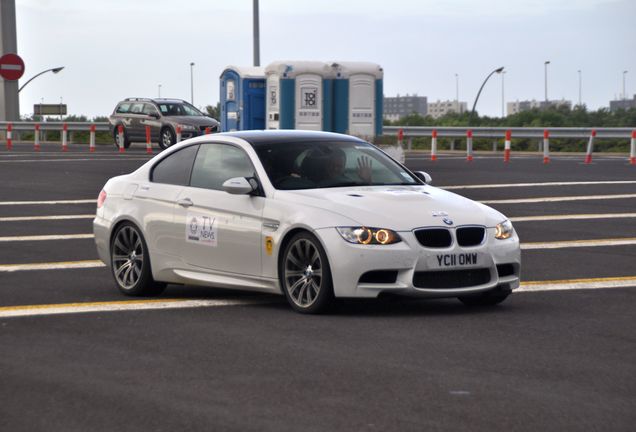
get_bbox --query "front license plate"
[432,253,481,268]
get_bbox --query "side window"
[190,144,255,191]
[151,145,199,186]
[116,103,131,114]
[130,103,144,114]
[142,103,159,116]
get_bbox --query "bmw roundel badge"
[443,217,454,226]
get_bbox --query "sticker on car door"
[186,212,218,247]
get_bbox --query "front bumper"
[315,227,521,299]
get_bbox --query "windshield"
[157,102,204,117]
[255,140,420,190]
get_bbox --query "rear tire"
[458,285,511,306]
[159,127,176,149]
[110,222,165,297]
[113,126,131,149]
[279,232,334,314]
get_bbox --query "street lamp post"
[158,84,161,98]
[544,60,550,102]
[501,71,506,117]
[577,70,582,106]
[623,70,628,100]
[190,62,195,105]
[455,73,459,103]
[468,66,504,126]
[18,66,64,93]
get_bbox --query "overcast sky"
[15,0,636,119]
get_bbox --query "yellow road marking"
[521,237,636,250]
[0,214,94,222]
[481,193,636,204]
[0,260,106,272]
[0,234,94,242]
[511,213,636,222]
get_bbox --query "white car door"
[174,143,264,276]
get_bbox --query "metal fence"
[383,126,635,139]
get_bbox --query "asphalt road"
[1,141,635,431]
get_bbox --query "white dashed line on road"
[511,213,636,222]
[0,214,94,222]
[518,276,636,292]
[481,193,636,204]
[521,237,636,250]
[0,234,94,242]
[0,199,95,206]
[0,260,105,272]
[445,180,636,190]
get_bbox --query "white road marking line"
[0,199,95,206]
[444,180,636,190]
[521,237,636,250]
[518,276,636,292]
[0,234,94,242]
[481,193,636,204]
[0,298,269,318]
[0,260,105,272]
[0,158,150,163]
[0,214,94,222]
[510,213,636,222]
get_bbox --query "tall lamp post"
[468,66,504,126]
[190,62,195,104]
[577,70,582,106]
[158,84,162,98]
[18,66,64,93]
[501,71,506,117]
[544,60,550,102]
[623,70,628,100]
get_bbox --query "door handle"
[177,198,193,208]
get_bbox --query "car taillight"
[97,190,107,208]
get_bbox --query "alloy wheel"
[112,225,145,290]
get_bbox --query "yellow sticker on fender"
[265,236,273,256]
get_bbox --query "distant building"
[383,95,427,121]
[507,99,572,115]
[609,95,636,111]
[427,100,467,119]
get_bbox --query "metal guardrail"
[383,126,635,139]
[0,121,111,132]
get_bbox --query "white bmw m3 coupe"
[94,130,520,313]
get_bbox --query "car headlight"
[336,227,401,245]
[179,124,196,131]
[495,220,514,240]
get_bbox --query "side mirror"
[413,171,432,184]
[148,112,160,119]
[222,177,257,195]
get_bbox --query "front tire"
[110,222,165,296]
[280,232,334,314]
[159,127,176,149]
[458,285,511,306]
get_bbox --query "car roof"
[220,130,368,148]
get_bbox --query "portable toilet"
[331,62,383,138]
[264,61,334,131]
[220,66,266,131]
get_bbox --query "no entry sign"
[0,53,25,81]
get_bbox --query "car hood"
[169,116,219,127]
[277,185,506,230]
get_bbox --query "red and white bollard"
[145,125,152,154]
[89,124,96,152]
[62,123,69,152]
[630,130,636,165]
[204,127,211,135]
[466,130,473,162]
[6,123,12,150]
[397,128,404,148]
[543,129,550,164]
[431,129,438,161]
[34,124,41,151]
[504,130,512,162]
[176,125,182,143]
[584,129,596,164]
[117,124,125,153]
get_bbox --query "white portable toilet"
[265,61,334,131]
[331,62,383,138]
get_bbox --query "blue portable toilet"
[264,61,334,131]
[331,62,383,138]
[220,66,266,131]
